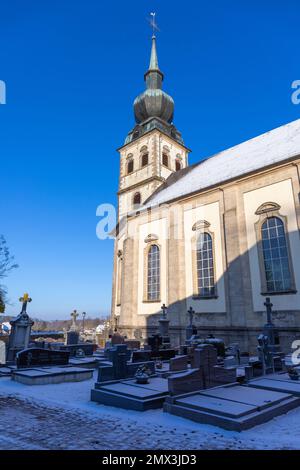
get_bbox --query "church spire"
[133,13,175,125]
[144,34,164,90]
[149,34,159,71]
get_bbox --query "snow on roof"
[145,118,300,207]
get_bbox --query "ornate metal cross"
[161,303,167,318]
[187,306,195,327]
[264,297,273,325]
[19,293,32,314]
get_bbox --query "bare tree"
[0,235,18,312]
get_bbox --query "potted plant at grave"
[135,365,152,384]
[287,367,300,381]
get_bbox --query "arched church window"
[127,159,134,174]
[147,245,160,301]
[196,232,215,297]
[133,192,141,206]
[261,217,292,293]
[162,153,169,168]
[175,159,181,171]
[141,153,148,167]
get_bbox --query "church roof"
[145,118,300,207]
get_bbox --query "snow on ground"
[1,373,300,449]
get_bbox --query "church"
[111,34,300,353]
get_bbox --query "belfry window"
[162,153,169,168]
[175,159,181,171]
[261,217,292,293]
[127,159,134,174]
[141,153,148,167]
[196,232,215,297]
[133,192,141,206]
[147,245,160,301]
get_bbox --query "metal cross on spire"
[149,12,160,38]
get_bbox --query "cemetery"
[3,293,300,433]
[2,291,300,449]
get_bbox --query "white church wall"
[183,201,226,312]
[243,178,300,311]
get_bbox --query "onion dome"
[133,35,174,124]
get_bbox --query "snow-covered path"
[0,374,300,450]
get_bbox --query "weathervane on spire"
[149,12,160,38]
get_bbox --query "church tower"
[117,33,190,220]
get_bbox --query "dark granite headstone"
[96,343,156,383]
[16,348,69,368]
[148,334,162,353]
[59,343,96,357]
[108,344,128,379]
[132,350,152,363]
[169,355,188,372]
[66,330,79,345]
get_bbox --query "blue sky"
[1,0,299,320]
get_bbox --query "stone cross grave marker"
[264,297,273,325]
[7,293,34,361]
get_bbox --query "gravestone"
[66,330,80,345]
[132,350,152,363]
[169,355,189,372]
[111,330,125,346]
[257,334,274,374]
[108,344,128,379]
[147,333,176,360]
[66,309,80,345]
[125,340,140,350]
[59,342,95,357]
[148,334,162,354]
[226,343,241,364]
[96,344,155,383]
[0,340,6,365]
[91,376,169,411]
[16,348,70,368]
[186,307,197,341]
[164,383,300,431]
[7,293,35,362]
[159,304,170,343]
[262,298,282,357]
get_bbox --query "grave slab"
[249,373,300,396]
[69,357,99,368]
[163,383,300,431]
[91,376,169,411]
[0,366,13,377]
[12,366,93,385]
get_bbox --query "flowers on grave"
[134,364,152,384]
[287,367,300,381]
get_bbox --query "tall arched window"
[147,245,160,301]
[196,232,215,297]
[261,217,292,292]
[162,153,169,168]
[133,192,141,206]
[127,159,134,174]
